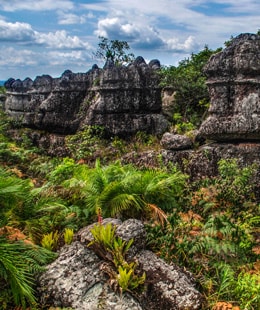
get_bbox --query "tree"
[93,36,135,65]
[159,46,221,129]
[0,86,6,94]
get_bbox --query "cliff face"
[4,57,168,137]
[199,33,260,141]
[4,72,89,134]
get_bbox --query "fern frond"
[109,193,144,217]
[146,203,169,226]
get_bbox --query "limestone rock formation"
[160,132,193,150]
[4,71,89,134]
[37,219,203,310]
[199,33,260,141]
[4,58,168,137]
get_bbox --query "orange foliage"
[0,226,33,245]
[212,301,240,310]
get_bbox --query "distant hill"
[0,81,6,86]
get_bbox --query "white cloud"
[210,0,260,13]
[95,16,165,49]
[35,30,92,50]
[0,20,35,42]
[48,50,86,64]
[0,0,74,12]
[166,36,199,53]
[0,46,93,79]
[0,47,37,66]
[1,0,259,80]
[57,12,93,25]
[0,19,92,50]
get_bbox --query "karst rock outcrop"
[3,33,260,192]
[37,218,203,310]
[199,33,260,141]
[4,57,168,137]
[123,34,260,197]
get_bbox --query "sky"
[0,0,259,81]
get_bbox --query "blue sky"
[0,0,259,81]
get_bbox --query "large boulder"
[199,33,260,141]
[160,132,193,150]
[37,219,203,310]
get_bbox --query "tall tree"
[93,36,135,65]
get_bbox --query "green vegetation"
[0,86,6,94]
[0,238,56,308]
[41,230,59,251]
[64,228,74,245]
[146,159,260,309]
[88,223,146,294]
[160,46,221,132]
[0,43,259,309]
[93,36,135,65]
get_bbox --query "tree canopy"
[93,36,135,66]
[159,46,221,129]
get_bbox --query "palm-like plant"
[0,167,32,227]
[0,167,56,308]
[0,237,56,308]
[63,160,188,223]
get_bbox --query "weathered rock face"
[160,132,193,150]
[37,218,203,310]
[161,86,176,120]
[4,57,168,137]
[4,72,90,134]
[122,142,260,200]
[199,33,260,141]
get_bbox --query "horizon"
[0,0,259,81]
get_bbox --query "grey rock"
[38,241,102,308]
[148,59,161,69]
[133,56,146,66]
[122,143,260,199]
[116,219,146,259]
[37,219,203,310]
[160,132,193,150]
[4,58,168,138]
[76,218,122,244]
[199,33,260,141]
[161,87,176,120]
[137,250,203,310]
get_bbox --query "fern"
[234,271,260,309]
[41,231,59,251]
[64,228,74,245]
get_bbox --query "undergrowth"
[0,108,259,309]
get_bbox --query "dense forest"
[0,45,259,310]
